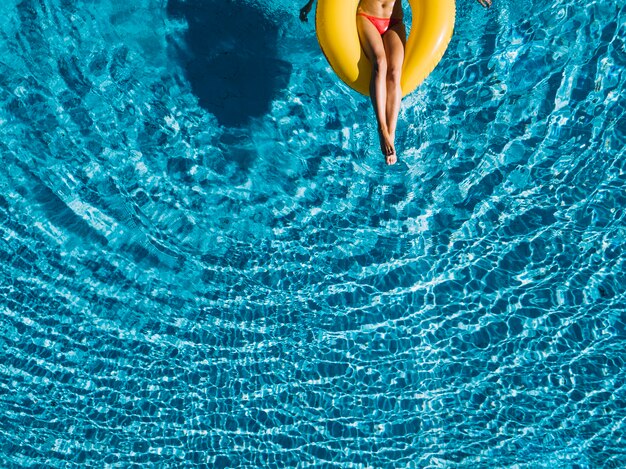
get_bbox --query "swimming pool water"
[1,0,625,466]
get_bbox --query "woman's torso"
[357,0,403,19]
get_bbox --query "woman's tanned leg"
[382,23,406,164]
[357,16,394,159]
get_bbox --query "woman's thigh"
[383,23,406,70]
[357,16,386,64]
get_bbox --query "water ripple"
[1,0,625,466]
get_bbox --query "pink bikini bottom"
[357,13,402,35]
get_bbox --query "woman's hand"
[476,0,492,7]
[299,0,314,22]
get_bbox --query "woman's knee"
[372,54,387,74]
[387,64,402,85]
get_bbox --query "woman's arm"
[476,0,492,8]
[299,0,315,22]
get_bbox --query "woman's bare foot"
[387,129,398,165]
[381,128,397,165]
[378,127,396,164]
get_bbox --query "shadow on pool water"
[167,0,292,127]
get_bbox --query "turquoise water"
[1,0,625,466]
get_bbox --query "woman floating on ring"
[300,0,492,165]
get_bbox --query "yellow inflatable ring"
[315,0,456,96]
